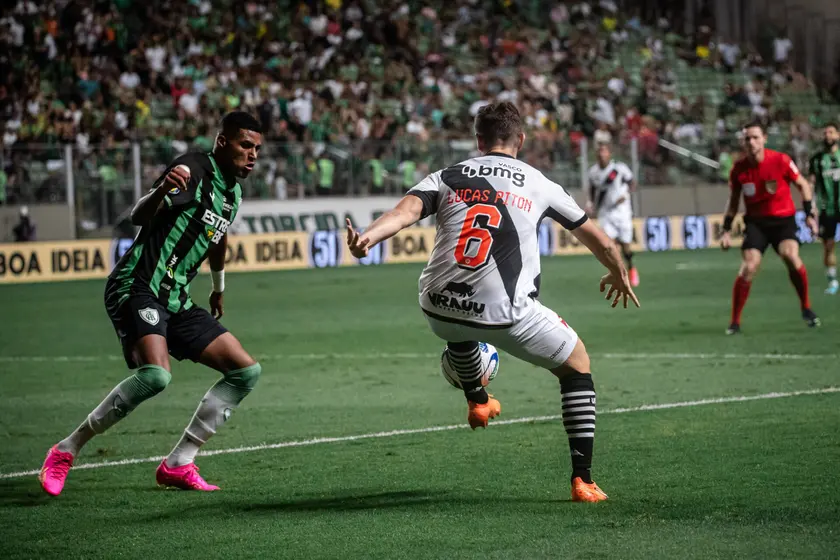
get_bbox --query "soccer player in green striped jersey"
[808,123,840,295]
[39,112,264,495]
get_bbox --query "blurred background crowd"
[1,0,839,233]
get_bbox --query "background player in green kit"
[39,112,264,494]
[808,123,840,295]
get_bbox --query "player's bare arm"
[584,180,597,215]
[571,219,640,308]
[208,233,227,319]
[793,174,818,234]
[721,181,742,251]
[130,165,191,226]
[346,195,424,258]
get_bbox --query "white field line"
[1,386,837,481]
[0,352,837,364]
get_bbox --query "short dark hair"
[825,122,839,132]
[474,102,523,147]
[220,111,262,137]
[743,120,766,134]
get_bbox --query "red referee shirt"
[729,149,801,218]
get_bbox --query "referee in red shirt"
[721,121,820,334]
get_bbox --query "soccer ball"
[440,342,500,389]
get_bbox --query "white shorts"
[599,214,633,245]
[424,299,579,370]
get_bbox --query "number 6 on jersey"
[454,204,503,270]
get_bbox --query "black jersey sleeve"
[156,152,211,208]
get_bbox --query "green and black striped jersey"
[808,149,840,217]
[109,152,242,313]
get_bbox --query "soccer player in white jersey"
[345,102,639,502]
[586,143,639,286]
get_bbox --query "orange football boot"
[571,477,609,502]
[467,396,501,429]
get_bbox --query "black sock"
[447,341,488,404]
[623,250,634,269]
[559,372,596,483]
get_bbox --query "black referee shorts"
[742,216,798,254]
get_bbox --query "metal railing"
[0,132,826,237]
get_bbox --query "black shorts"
[818,215,840,241]
[104,283,227,369]
[742,216,798,254]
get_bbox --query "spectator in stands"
[12,205,36,242]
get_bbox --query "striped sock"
[446,341,488,404]
[560,372,597,483]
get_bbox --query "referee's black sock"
[559,372,597,483]
[623,249,634,269]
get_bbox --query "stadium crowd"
[1,0,838,210]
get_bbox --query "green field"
[1,246,839,559]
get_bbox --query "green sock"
[166,363,261,467]
[57,365,171,456]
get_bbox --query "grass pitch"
[1,246,838,559]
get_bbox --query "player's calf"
[551,340,604,499]
[164,361,261,470]
[42,364,172,496]
[778,242,816,321]
[57,364,172,456]
[823,240,838,295]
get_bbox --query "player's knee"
[135,364,172,394]
[224,362,261,392]
[740,260,760,280]
[551,339,590,378]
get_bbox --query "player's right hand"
[600,271,640,309]
[162,165,190,192]
[720,231,731,251]
[346,218,370,258]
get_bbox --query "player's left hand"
[806,214,818,236]
[600,271,641,309]
[209,291,224,319]
[346,218,370,258]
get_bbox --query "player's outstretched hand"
[600,271,641,309]
[164,165,190,192]
[720,231,731,251]
[346,218,370,258]
[209,291,224,319]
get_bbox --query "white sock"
[57,373,161,456]
[827,266,837,282]
[165,385,238,468]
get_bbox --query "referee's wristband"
[211,269,225,293]
[722,215,734,232]
[803,200,814,217]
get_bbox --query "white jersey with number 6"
[407,152,587,328]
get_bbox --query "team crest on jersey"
[766,180,777,194]
[742,183,756,197]
[168,187,180,195]
[138,307,160,326]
